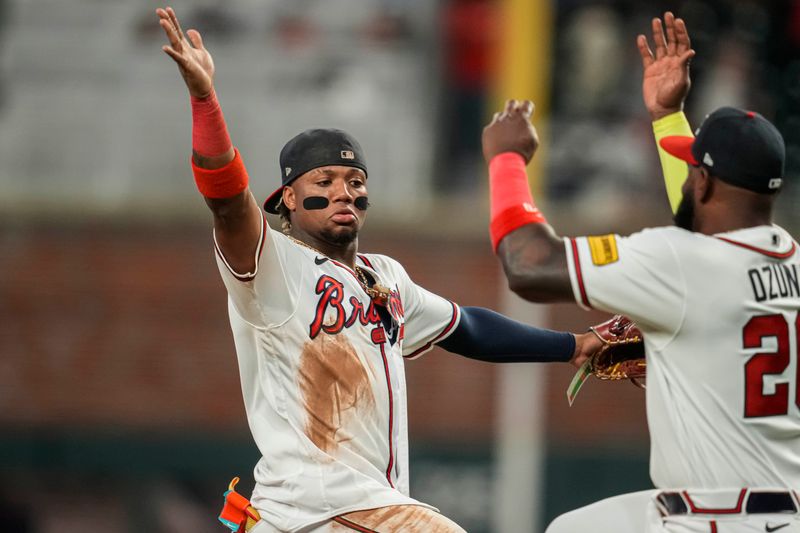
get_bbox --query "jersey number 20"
[743,313,799,418]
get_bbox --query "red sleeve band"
[192,147,249,199]
[490,205,546,251]
[488,152,546,251]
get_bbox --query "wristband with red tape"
[191,88,232,158]
[489,152,546,251]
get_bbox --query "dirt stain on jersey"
[299,333,374,455]
[339,505,461,532]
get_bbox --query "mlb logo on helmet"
[660,107,786,195]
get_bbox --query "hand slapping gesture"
[157,7,215,98]
[482,99,539,164]
[638,12,696,121]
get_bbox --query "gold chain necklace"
[287,235,391,305]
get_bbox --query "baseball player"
[156,7,605,532]
[483,12,800,533]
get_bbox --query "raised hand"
[637,12,696,121]
[482,100,539,164]
[157,7,215,98]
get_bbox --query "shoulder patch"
[588,234,619,266]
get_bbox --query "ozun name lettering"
[748,263,800,302]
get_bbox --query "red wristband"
[489,152,546,251]
[192,148,249,198]
[191,88,233,158]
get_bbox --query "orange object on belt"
[218,477,261,532]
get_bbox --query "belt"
[243,516,259,532]
[657,490,798,517]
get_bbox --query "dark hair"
[277,199,292,233]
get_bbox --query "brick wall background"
[0,218,651,533]
[0,219,648,442]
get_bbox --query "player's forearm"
[194,149,235,170]
[653,111,693,213]
[191,88,235,170]
[189,88,249,205]
[205,189,258,225]
[195,154,261,272]
[189,88,262,273]
[488,152,573,302]
[437,306,575,363]
[497,224,573,302]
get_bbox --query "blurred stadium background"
[1,0,798,531]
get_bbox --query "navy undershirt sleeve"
[437,306,575,363]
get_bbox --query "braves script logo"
[309,275,404,339]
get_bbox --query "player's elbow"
[496,228,571,301]
[504,268,548,301]
[501,256,572,303]
[503,263,528,293]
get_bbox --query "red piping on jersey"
[709,520,717,533]
[715,236,797,259]
[378,342,395,488]
[214,212,267,281]
[682,489,746,514]
[329,259,359,279]
[332,515,378,532]
[328,258,376,300]
[404,301,459,359]
[570,238,591,308]
[358,254,375,269]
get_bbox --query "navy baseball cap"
[263,128,368,214]
[660,107,785,194]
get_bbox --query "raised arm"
[638,12,696,213]
[481,100,573,303]
[158,7,261,274]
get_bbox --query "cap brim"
[659,135,698,166]
[263,186,284,214]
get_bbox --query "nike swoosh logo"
[314,256,328,265]
[766,523,790,532]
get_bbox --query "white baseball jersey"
[565,224,800,489]
[213,215,460,532]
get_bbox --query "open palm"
[638,13,695,120]
[157,7,215,98]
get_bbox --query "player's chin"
[320,224,359,246]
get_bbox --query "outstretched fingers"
[160,20,182,52]
[187,29,204,50]
[651,17,667,59]
[637,34,655,68]
[157,10,183,52]
[166,7,188,45]
[678,48,696,68]
[664,12,678,56]
[161,45,188,68]
[674,17,691,55]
